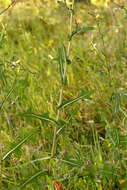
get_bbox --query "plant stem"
[51,0,75,157]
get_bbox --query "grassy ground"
[1,0,127,189]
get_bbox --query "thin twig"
[0,0,19,16]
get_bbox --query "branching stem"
[51,0,75,156]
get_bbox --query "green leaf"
[2,133,33,161]
[18,112,59,125]
[0,80,16,110]
[57,119,66,126]
[0,64,7,86]
[57,1,71,11]
[57,1,67,8]
[61,158,82,166]
[69,27,96,40]
[57,1,74,13]
[58,44,68,84]
[57,90,95,109]
[0,27,6,48]
[20,169,48,189]
[16,157,51,169]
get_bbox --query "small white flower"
[48,54,54,60]
[87,120,94,124]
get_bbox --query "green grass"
[1,0,127,189]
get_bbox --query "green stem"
[51,0,75,156]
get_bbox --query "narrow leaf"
[2,133,33,160]
[57,1,71,11]
[5,156,51,169]
[57,1,67,8]
[58,44,68,84]
[0,82,15,110]
[0,64,7,86]
[69,27,95,40]
[57,90,95,109]
[18,112,58,125]
[20,169,48,188]
[61,159,82,166]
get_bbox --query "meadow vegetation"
[1,0,127,189]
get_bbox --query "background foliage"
[1,0,127,190]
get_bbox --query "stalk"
[51,0,75,156]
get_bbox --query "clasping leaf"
[69,26,96,41]
[18,112,59,125]
[57,90,95,109]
